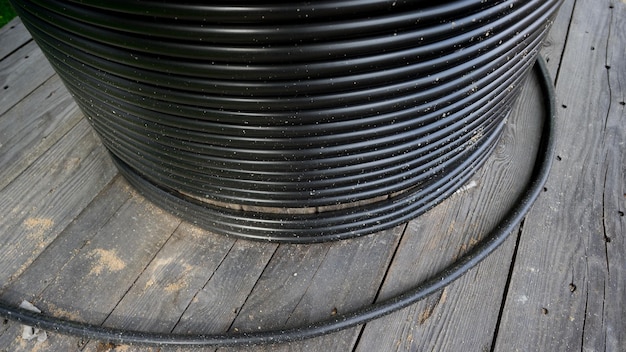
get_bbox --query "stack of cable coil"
[11,0,563,242]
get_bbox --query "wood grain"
[0,177,131,347]
[172,240,278,335]
[0,17,31,60]
[495,0,626,351]
[0,40,55,116]
[76,224,236,351]
[0,120,116,290]
[0,176,131,305]
[4,192,181,351]
[540,0,577,76]
[218,225,404,352]
[0,74,82,190]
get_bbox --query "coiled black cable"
[0,58,556,346]
[10,0,561,242]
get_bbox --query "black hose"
[21,1,534,63]
[29,0,503,44]
[0,58,556,346]
[10,0,561,241]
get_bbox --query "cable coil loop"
[11,0,561,243]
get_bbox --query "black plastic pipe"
[0,58,556,346]
[10,0,562,241]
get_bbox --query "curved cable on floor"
[0,57,556,347]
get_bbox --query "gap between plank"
[0,38,33,62]
[554,0,577,86]
[351,222,409,352]
[490,219,525,352]
[169,238,248,334]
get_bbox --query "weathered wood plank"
[220,329,360,352]
[77,223,236,351]
[0,176,131,347]
[0,40,55,116]
[215,225,403,352]
[0,17,31,61]
[1,192,182,351]
[540,0,576,76]
[249,229,401,330]
[223,243,332,332]
[495,0,626,351]
[0,120,116,290]
[0,74,82,190]
[44,197,180,314]
[359,239,519,352]
[172,240,278,335]
[0,176,131,305]
[82,229,400,352]
[353,56,546,351]
[104,223,236,332]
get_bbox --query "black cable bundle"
[11,0,562,243]
[0,59,557,346]
[3,0,563,345]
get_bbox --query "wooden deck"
[0,0,624,350]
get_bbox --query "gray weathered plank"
[172,240,278,335]
[217,225,404,352]
[96,228,399,352]
[77,223,237,351]
[0,176,131,347]
[0,74,82,190]
[102,223,236,333]
[0,120,117,290]
[494,0,626,351]
[0,40,55,116]
[0,176,131,305]
[1,192,182,351]
[223,243,333,332]
[239,225,405,331]
[540,0,576,76]
[0,17,31,61]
